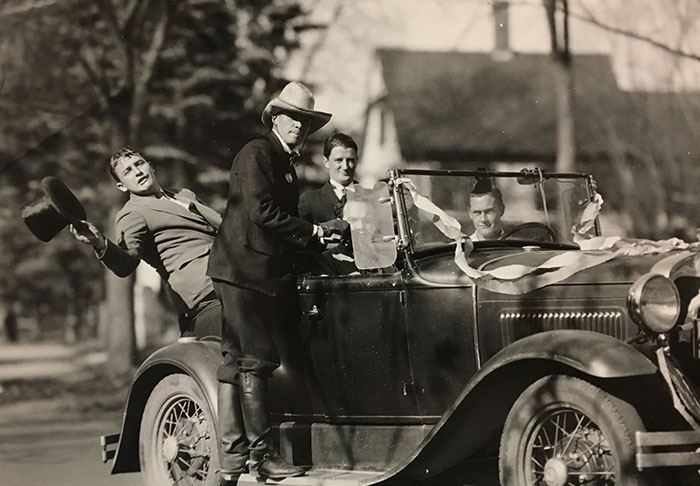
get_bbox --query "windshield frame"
[389,168,600,256]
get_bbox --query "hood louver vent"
[500,310,628,345]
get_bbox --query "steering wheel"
[500,222,557,242]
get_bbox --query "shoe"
[255,452,305,481]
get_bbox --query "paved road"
[0,408,143,486]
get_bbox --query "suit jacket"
[100,188,221,313]
[298,181,341,224]
[207,131,315,296]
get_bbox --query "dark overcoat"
[207,132,315,296]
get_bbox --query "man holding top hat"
[207,82,346,483]
[58,148,222,338]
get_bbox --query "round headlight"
[627,274,681,334]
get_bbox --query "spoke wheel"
[499,375,650,486]
[139,374,219,486]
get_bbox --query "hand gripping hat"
[261,81,332,133]
[21,176,86,242]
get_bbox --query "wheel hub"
[543,457,568,486]
[162,435,180,463]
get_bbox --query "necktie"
[289,152,300,166]
[335,188,347,218]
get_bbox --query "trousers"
[212,279,299,384]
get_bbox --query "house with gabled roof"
[359,6,700,237]
[361,48,624,177]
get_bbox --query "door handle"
[303,304,324,320]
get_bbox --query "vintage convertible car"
[101,168,700,486]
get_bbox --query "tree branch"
[129,0,170,142]
[94,0,122,39]
[570,4,700,62]
[121,0,141,30]
[75,47,112,110]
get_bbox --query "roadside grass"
[0,365,133,417]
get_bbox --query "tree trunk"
[104,203,137,377]
[106,271,136,374]
[544,0,576,173]
[553,59,575,173]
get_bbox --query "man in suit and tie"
[207,82,347,484]
[69,146,222,337]
[298,132,358,230]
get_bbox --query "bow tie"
[289,152,300,166]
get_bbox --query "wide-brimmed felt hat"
[261,81,332,134]
[21,176,86,242]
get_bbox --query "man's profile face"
[273,112,311,148]
[468,193,504,239]
[324,146,357,187]
[114,154,161,196]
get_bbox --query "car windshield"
[395,169,599,252]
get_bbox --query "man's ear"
[323,157,330,170]
[115,182,128,193]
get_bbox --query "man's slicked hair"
[323,132,358,158]
[468,178,505,212]
[108,147,145,181]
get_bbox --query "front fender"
[481,329,657,378]
[365,330,658,485]
[111,339,221,474]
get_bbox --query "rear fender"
[111,339,220,474]
[365,330,658,485]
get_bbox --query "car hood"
[414,246,700,288]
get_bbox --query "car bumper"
[100,433,119,463]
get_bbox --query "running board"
[235,468,384,486]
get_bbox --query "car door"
[403,280,479,421]
[298,272,421,423]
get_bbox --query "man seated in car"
[467,178,506,241]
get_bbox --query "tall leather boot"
[217,382,249,485]
[239,372,305,481]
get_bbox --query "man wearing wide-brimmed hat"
[207,82,347,484]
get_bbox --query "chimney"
[493,1,512,61]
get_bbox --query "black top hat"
[21,176,86,242]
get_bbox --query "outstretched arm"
[70,212,144,278]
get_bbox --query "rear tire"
[139,374,220,486]
[499,375,649,486]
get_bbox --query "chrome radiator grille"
[500,309,628,345]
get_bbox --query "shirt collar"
[271,128,301,162]
[329,179,347,199]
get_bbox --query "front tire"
[139,374,220,486]
[499,375,648,486]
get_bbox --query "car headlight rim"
[628,274,681,334]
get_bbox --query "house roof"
[374,48,661,162]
